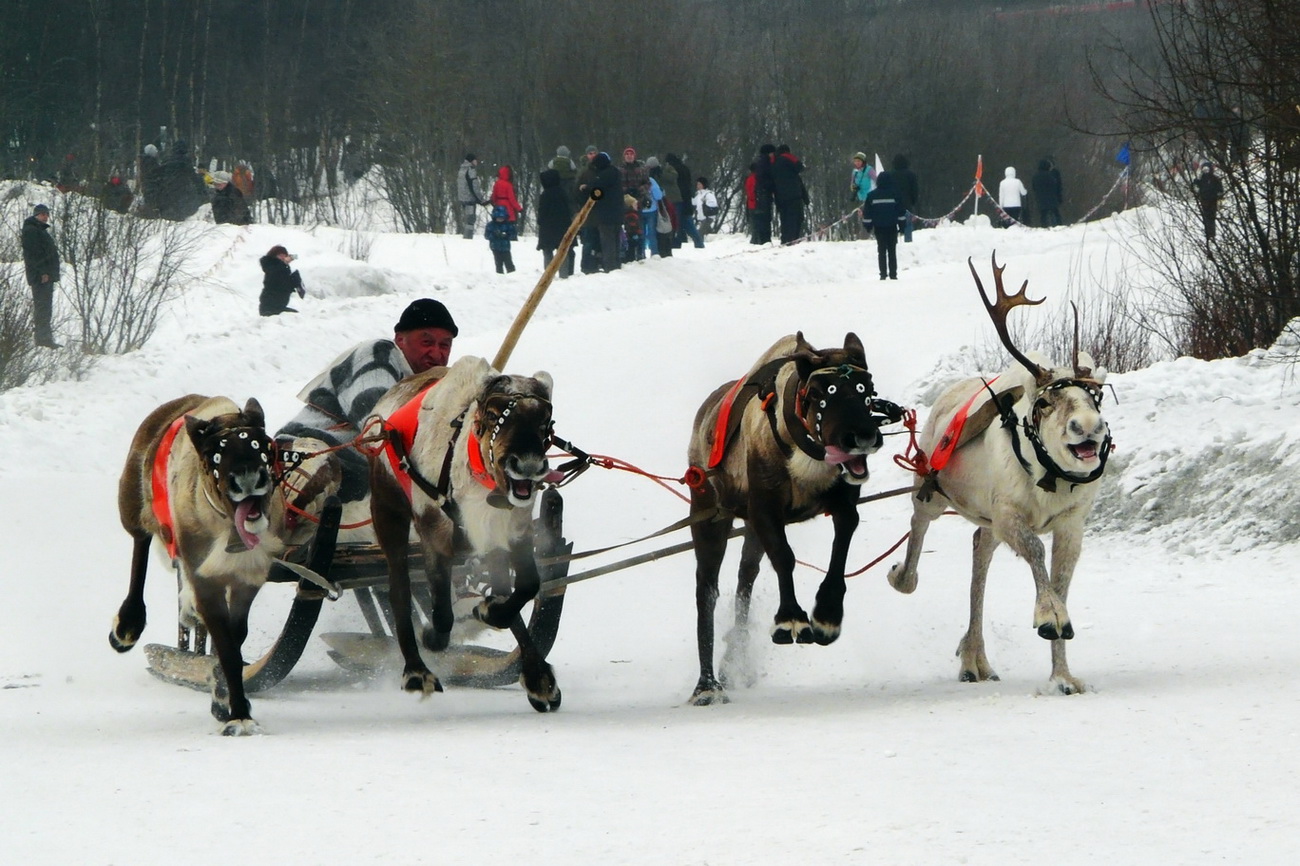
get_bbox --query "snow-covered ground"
[3,203,1298,864]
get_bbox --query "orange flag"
[975,154,984,197]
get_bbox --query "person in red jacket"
[744,162,759,243]
[491,165,523,224]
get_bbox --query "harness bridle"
[995,377,1112,493]
[778,362,901,461]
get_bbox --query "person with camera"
[258,244,305,316]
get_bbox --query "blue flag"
[1116,141,1131,166]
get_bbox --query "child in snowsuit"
[622,194,644,263]
[485,204,517,273]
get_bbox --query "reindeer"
[686,333,902,705]
[368,356,562,712]
[112,395,339,734]
[888,255,1112,694]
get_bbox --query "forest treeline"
[2,0,1156,230]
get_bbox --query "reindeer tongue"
[823,446,853,465]
[234,498,262,550]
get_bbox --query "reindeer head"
[184,397,277,549]
[472,372,556,508]
[791,332,902,484]
[970,254,1111,487]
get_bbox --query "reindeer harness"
[706,357,896,470]
[998,377,1112,493]
[380,383,551,511]
[151,414,293,560]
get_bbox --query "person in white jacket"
[692,176,719,236]
[997,166,1028,227]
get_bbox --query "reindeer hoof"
[108,628,137,653]
[220,718,262,737]
[473,599,513,630]
[959,669,1000,683]
[422,626,451,652]
[528,687,562,713]
[771,617,812,645]
[1037,621,1074,641]
[402,668,443,697]
[1041,675,1087,695]
[689,682,729,706]
[887,564,918,594]
[810,621,841,646]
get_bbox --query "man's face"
[35,212,49,223]
[395,327,454,373]
[623,149,636,163]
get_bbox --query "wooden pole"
[492,189,602,371]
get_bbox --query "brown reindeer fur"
[113,395,339,735]
[686,332,893,705]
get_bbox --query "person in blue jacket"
[485,204,517,273]
[863,170,906,280]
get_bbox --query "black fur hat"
[395,298,458,335]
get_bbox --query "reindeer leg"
[720,527,762,689]
[195,581,259,736]
[994,511,1072,643]
[810,483,860,645]
[421,551,454,653]
[1045,527,1087,695]
[957,526,1000,683]
[689,486,732,706]
[110,532,152,652]
[510,616,560,713]
[749,505,811,646]
[474,526,541,629]
[372,475,442,697]
[888,487,945,594]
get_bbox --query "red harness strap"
[466,428,496,490]
[151,416,186,560]
[707,375,749,469]
[382,383,438,500]
[929,375,1000,473]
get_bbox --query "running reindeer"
[369,356,563,712]
[889,254,1112,694]
[112,395,339,735]
[686,332,903,705]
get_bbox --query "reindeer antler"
[969,253,1050,385]
[1070,301,1093,379]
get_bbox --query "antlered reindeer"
[889,255,1112,694]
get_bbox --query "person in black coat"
[1031,159,1063,227]
[259,245,304,316]
[771,144,807,244]
[589,152,624,273]
[536,169,575,278]
[1191,163,1225,242]
[211,171,251,225]
[21,204,61,347]
[666,153,704,249]
[891,154,920,242]
[863,171,906,280]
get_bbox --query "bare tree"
[1096,0,1300,358]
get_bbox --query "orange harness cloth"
[929,375,999,473]
[151,416,186,560]
[707,375,750,469]
[382,382,439,500]
[465,428,496,491]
